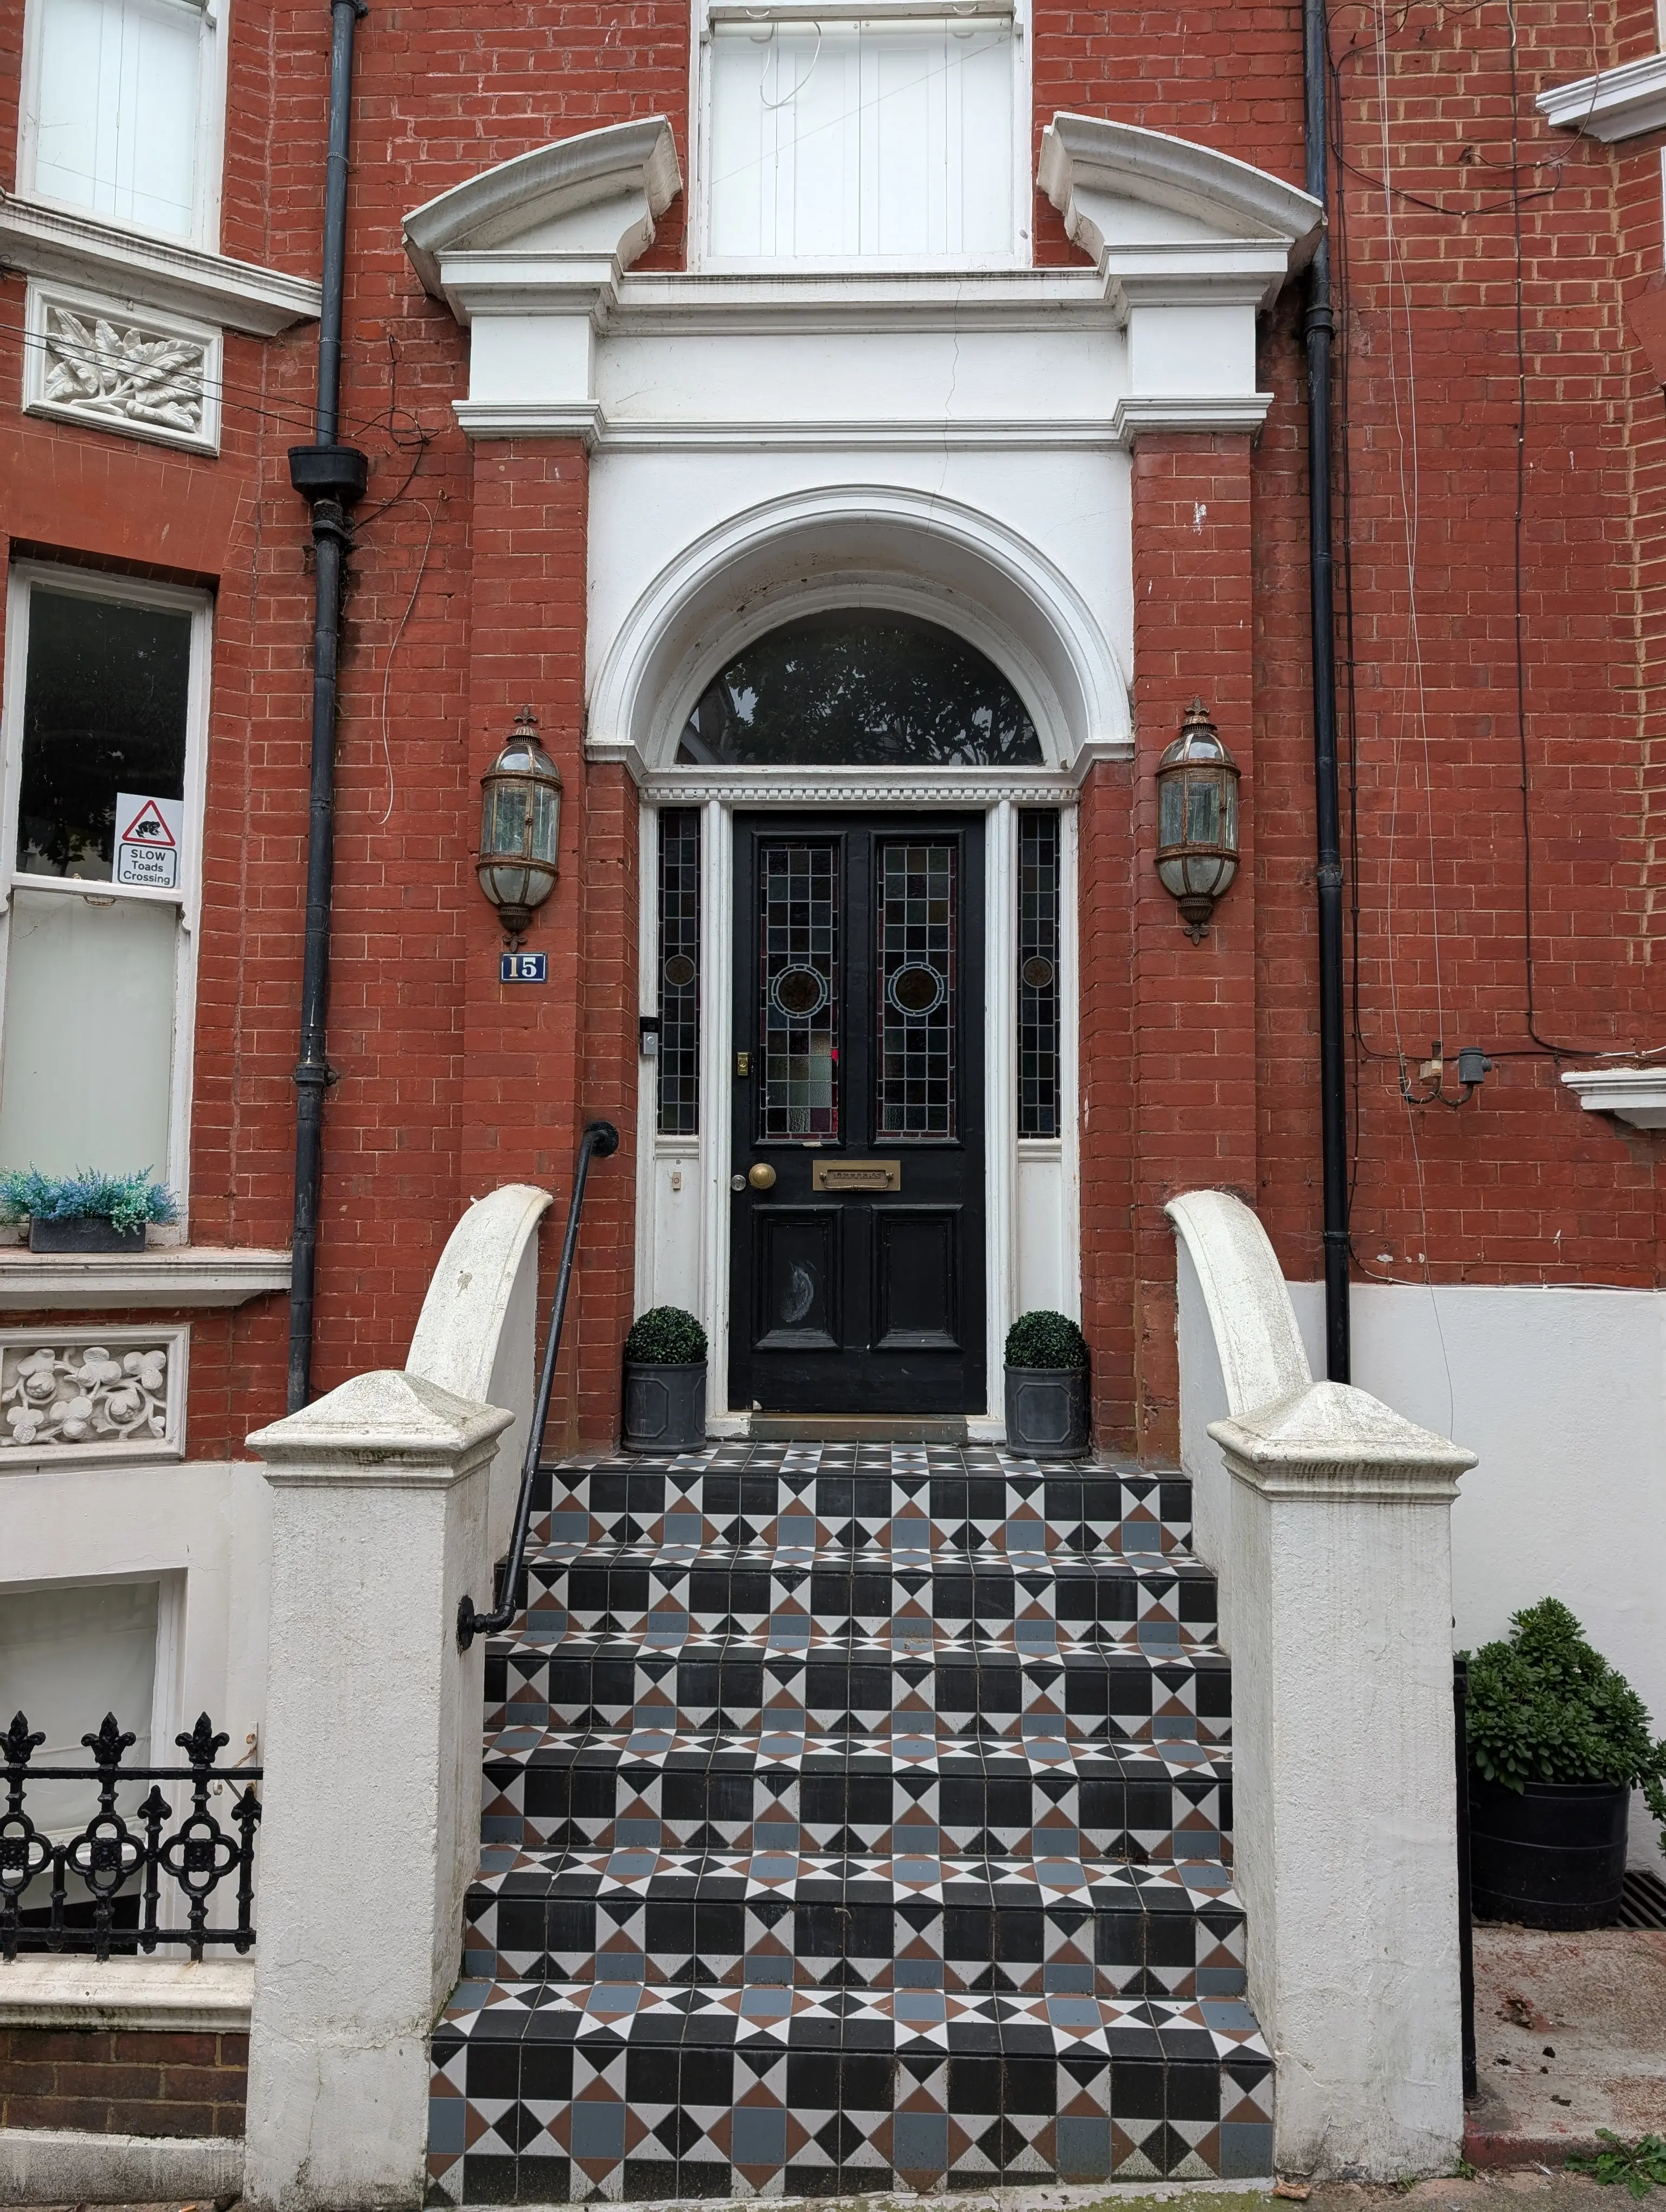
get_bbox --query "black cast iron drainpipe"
[1303,0,1351,1384]
[285,0,369,1412]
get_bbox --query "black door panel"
[873,1209,961,1351]
[752,1207,842,1352]
[728,813,985,1414]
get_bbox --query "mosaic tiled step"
[480,1729,1232,1864]
[462,1847,1246,1999]
[512,1544,1218,1647]
[527,1454,1193,1557]
[428,1982,1273,2203]
[489,1636,1231,1746]
[429,1445,1268,2204]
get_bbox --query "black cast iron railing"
[1,1711,261,1962]
[457,1117,620,1651]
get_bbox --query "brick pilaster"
[1127,432,1258,1461]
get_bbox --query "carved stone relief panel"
[23,281,221,454]
[0,1326,188,1465]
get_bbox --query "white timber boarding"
[405,111,1322,1422]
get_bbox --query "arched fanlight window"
[676,610,1043,767]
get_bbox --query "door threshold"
[749,1414,969,1444]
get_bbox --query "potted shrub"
[0,1169,177,1255]
[1466,1597,1666,1930]
[621,1306,708,1453]
[1004,1309,1090,1457]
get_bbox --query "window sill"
[1535,52,1666,143]
[0,194,322,336]
[0,1246,292,1310]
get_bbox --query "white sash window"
[700,3,1024,267]
[20,0,225,248]
[0,568,210,1227]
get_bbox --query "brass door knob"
[747,1162,777,1191]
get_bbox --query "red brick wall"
[3,1,1664,1461]
[0,2024,247,2138]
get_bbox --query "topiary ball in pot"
[1465,1597,1666,1930]
[621,1306,708,1453]
[1003,1310,1089,1458]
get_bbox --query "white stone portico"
[403,113,1322,1427]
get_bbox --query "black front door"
[728,813,986,1414]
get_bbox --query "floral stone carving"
[40,304,208,437]
[0,1343,171,1450]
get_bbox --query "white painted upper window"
[0,567,210,1226]
[18,0,226,247]
[699,3,1025,266]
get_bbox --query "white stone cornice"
[403,117,682,308]
[456,404,1223,452]
[0,195,321,336]
[1112,394,1274,443]
[454,398,605,444]
[0,1245,291,1310]
[1559,1064,1666,1128]
[1536,52,1666,143]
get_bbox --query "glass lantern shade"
[476,711,561,937]
[1154,700,1240,940]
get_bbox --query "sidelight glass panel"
[876,841,955,1139]
[678,611,1042,767]
[1017,811,1060,1139]
[760,841,839,1141]
[656,809,701,1135]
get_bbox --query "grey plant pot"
[28,1217,146,1254]
[622,1359,707,1454]
[1005,1364,1089,1457]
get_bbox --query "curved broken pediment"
[404,116,682,300]
[1039,112,1323,276]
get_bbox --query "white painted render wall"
[2,1457,271,1783]
[1286,1279,1666,1876]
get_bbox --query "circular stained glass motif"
[663,953,697,990]
[1021,955,1056,991]
[773,964,828,1019]
[888,963,946,1017]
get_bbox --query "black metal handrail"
[457,1118,620,1651]
[1,1711,261,1962]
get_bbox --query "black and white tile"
[427,1443,1271,2203]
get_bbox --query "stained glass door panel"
[729,814,986,1416]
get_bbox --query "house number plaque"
[812,1160,901,1192]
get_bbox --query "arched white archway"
[587,481,1131,784]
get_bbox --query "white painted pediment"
[1039,112,1322,282]
[404,117,682,300]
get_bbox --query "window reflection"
[678,611,1042,768]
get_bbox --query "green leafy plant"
[623,1306,708,1364]
[1465,1598,1666,1848]
[0,1168,177,1238]
[1004,1310,1088,1371]
[1568,2131,1666,2198]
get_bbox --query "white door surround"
[633,784,1081,1435]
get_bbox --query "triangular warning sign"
[120,799,176,847]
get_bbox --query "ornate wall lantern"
[1155,698,1241,941]
[476,708,561,941]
